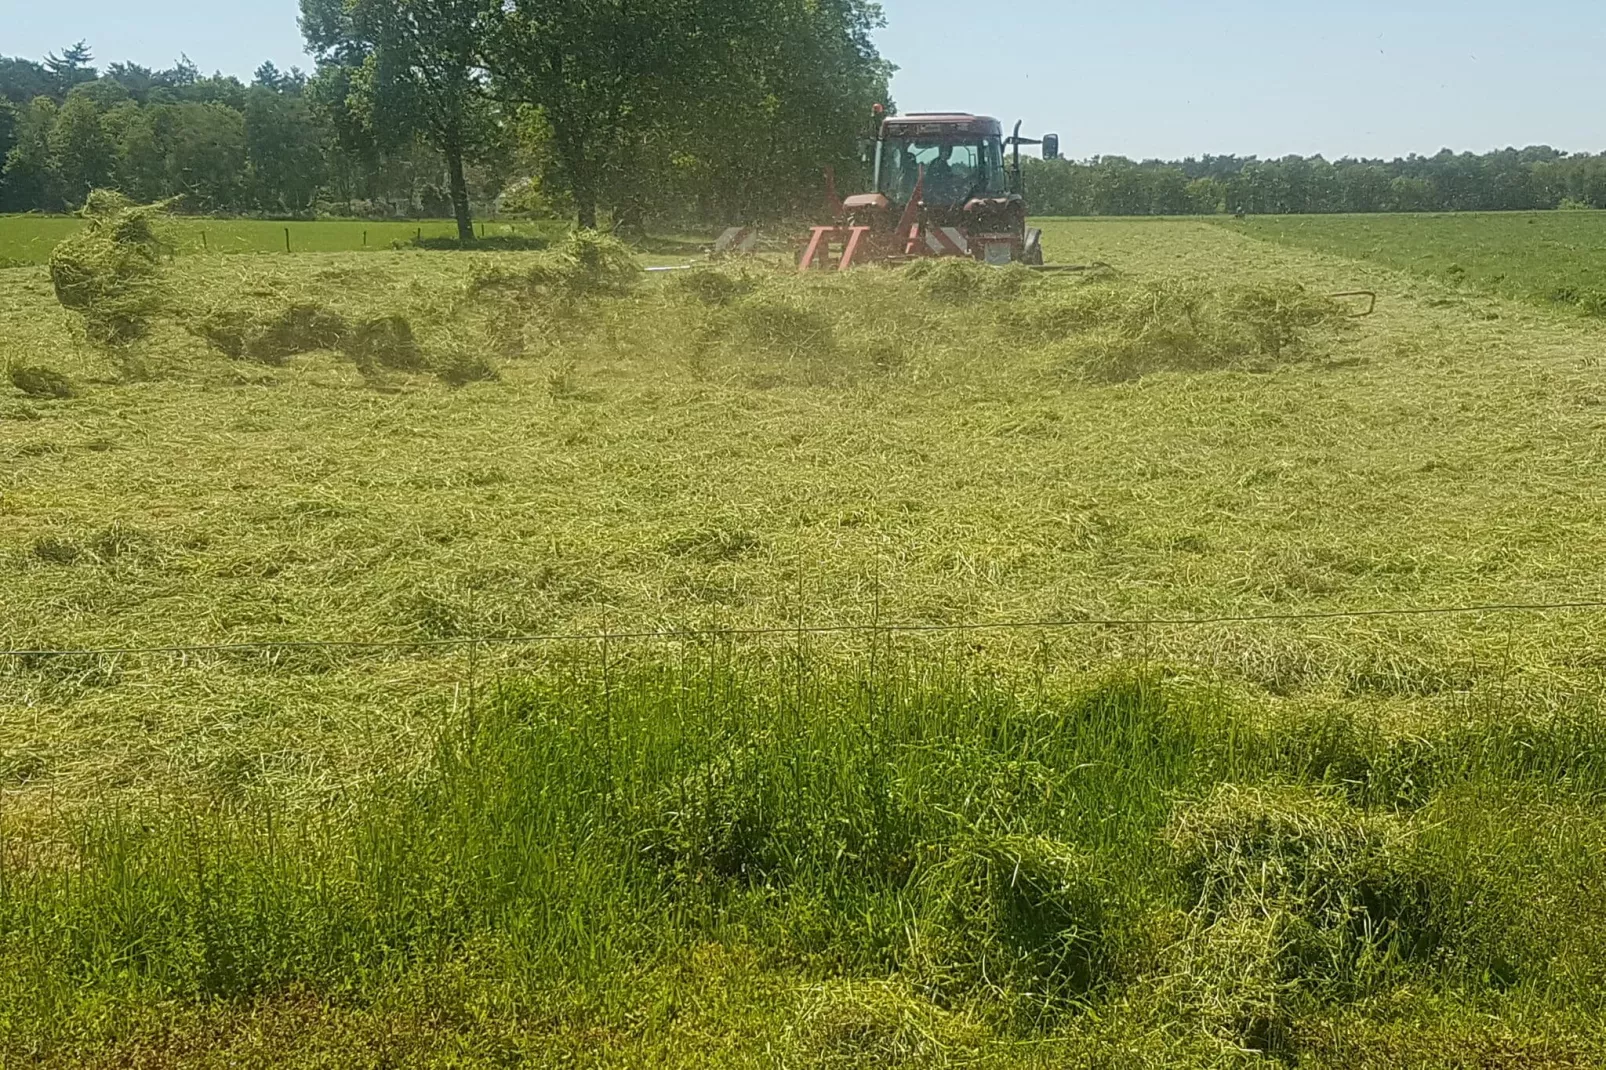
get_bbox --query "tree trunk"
[551,114,598,230]
[574,172,598,230]
[446,143,474,243]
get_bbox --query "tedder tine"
[838,227,869,270]
[800,227,834,271]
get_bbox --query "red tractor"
[798,109,1059,271]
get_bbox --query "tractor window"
[879,138,1006,204]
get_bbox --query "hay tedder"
[716,108,1062,272]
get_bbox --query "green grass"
[0,214,571,266]
[6,661,1606,1066]
[1228,210,1606,315]
[5,217,1606,1064]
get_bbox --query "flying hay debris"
[49,190,170,346]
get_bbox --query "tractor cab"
[874,114,1011,207]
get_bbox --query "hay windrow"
[468,230,642,301]
[38,211,1352,395]
[1013,278,1350,382]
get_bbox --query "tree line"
[1,1,892,238]
[1024,148,1606,217]
[5,26,1605,233]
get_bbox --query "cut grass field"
[1230,209,1606,315]
[0,213,570,266]
[4,215,1606,1065]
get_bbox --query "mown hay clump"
[343,315,425,373]
[49,190,169,346]
[902,257,1039,304]
[956,834,1118,999]
[194,303,345,365]
[1016,278,1348,382]
[195,303,424,376]
[661,264,762,306]
[245,304,348,364]
[1169,785,1425,933]
[471,230,641,300]
[8,364,77,399]
[434,349,499,387]
[1165,784,1437,1052]
[727,291,837,359]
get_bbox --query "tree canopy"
[300,0,499,240]
[4,25,1605,226]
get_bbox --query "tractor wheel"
[1023,228,1045,266]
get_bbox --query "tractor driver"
[920,143,972,204]
[925,144,955,182]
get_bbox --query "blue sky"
[3,0,1601,160]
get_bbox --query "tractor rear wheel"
[1023,227,1045,266]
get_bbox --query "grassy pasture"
[4,217,1606,1064]
[0,214,570,265]
[1231,209,1606,315]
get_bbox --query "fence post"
[201,230,207,252]
[362,230,368,248]
[284,227,291,254]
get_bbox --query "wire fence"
[5,597,1605,661]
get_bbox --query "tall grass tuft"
[5,658,1605,1060]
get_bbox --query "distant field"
[0,214,568,265]
[1231,210,1606,314]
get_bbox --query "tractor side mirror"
[1042,134,1061,161]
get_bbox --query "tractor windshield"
[878,137,1007,205]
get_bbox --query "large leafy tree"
[653,0,892,222]
[0,100,14,206]
[489,0,889,229]
[244,67,326,211]
[2,97,58,210]
[48,87,116,208]
[245,86,327,211]
[301,0,498,241]
[105,102,166,201]
[487,0,703,230]
[0,57,54,105]
[161,102,250,209]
